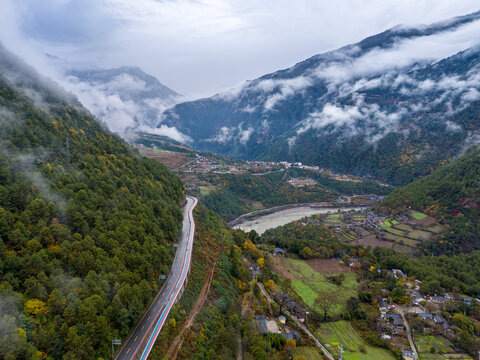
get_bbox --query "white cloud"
[59,71,182,137]
[241,105,256,113]
[239,126,254,144]
[206,126,234,144]
[258,76,313,110]
[445,121,462,132]
[313,18,480,89]
[137,124,192,143]
[296,94,405,142]
[205,123,254,144]
[2,0,480,96]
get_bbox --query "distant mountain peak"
[63,66,183,137]
[160,10,480,185]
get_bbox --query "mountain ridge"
[159,10,480,185]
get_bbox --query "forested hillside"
[202,170,390,221]
[380,146,480,254]
[161,12,480,185]
[0,48,184,358]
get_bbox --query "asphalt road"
[114,196,198,360]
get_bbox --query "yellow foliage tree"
[24,299,48,317]
[266,279,276,291]
[285,338,296,349]
[23,299,48,316]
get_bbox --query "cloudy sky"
[1,0,479,97]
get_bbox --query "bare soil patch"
[350,234,394,249]
[141,149,189,168]
[268,255,297,280]
[164,263,216,360]
[305,258,352,274]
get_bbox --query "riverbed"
[233,205,364,234]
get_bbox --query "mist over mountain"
[0,43,184,358]
[160,11,480,185]
[64,66,183,139]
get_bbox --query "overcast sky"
[1,0,479,97]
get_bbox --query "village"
[373,264,478,360]
[246,247,479,360]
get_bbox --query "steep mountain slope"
[161,11,480,185]
[380,146,480,254]
[64,66,180,136]
[0,45,184,358]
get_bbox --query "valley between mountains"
[2,8,480,360]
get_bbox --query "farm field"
[415,335,472,360]
[315,321,396,360]
[292,346,324,359]
[275,258,358,316]
[320,210,445,254]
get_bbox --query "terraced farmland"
[315,321,396,360]
[415,335,472,360]
[320,210,445,254]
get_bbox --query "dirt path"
[257,282,334,360]
[164,262,216,360]
[237,335,243,360]
[395,307,418,359]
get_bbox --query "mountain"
[161,11,480,185]
[64,66,180,136]
[0,44,184,358]
[380,145,480,254]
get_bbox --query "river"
[232,205,364,235]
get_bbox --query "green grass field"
[415,335,461,360]
[384,233,418,245]
[381,220,392,228]
[328,213,342,219]
[198,185,216,196]
[383,226,406,237]
[315,321,396,360]
[395,223,414,231]
[412,212,428,220]
[280,259,358,316]
[408,230,432,241]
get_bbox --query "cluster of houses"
[274,292,307,322]
[332,211,388,234]
[376,268,480,359]
[287,178,317,187]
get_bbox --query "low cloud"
[137,124,192,143]
[61,70,181,137]
[257,76,313,111]
[16,153,67,214]
[204,123,254,145]
[295,94,405,143]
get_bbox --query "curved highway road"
[114,196,198,360]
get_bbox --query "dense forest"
[261,220,348,259]
[0,51,184,359]
[202,169,390,221]
[380,146,480,254]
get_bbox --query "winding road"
[114,196,198,360]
